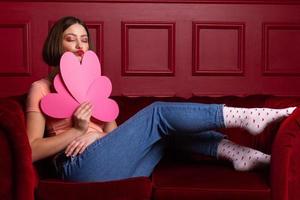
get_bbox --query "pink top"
[26,78,105,137]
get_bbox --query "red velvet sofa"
[1,94,300,200]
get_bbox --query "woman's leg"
[171,130,225,157]
[56,102,295,181]
[223,106,296,135]
[171,131,271,171]
[217,139,271,171]
[57,102,225,181]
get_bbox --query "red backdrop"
[0,0,300,98]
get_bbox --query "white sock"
[217,139,271,171]
[223,106,296,135]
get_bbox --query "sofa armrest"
[0,98,36,200]
[271,108,300,200]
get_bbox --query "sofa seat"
[152,159,270,200]
[36,177,152,200]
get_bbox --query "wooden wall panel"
[0,21,31,76]
[193,22,244,76]
[263,23,300,75]
[0,2,299,98]
[122,22,175,76]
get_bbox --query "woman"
[26,16,296,182]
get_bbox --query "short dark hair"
[42,16,93,67]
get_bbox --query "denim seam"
[217,104,225,128]
[210,135,226,157]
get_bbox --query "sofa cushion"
[271,108,300,200]
[152,159,270,200]
[0,130,13,200]
[0,98,36,200]
[36,177,152,200]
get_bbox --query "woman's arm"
[103,120,118,133]
[63,120,118,157]
[27,102,92,162]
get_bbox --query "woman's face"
[62,23,89,62]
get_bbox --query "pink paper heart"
[60,50,101,103]
[40,75,79,118]
[90,98,119,122]
[41,51,119,122]
[87,76,119,122]
[53,74,68,94]
[87,76,112,98]
[40,94,78,118]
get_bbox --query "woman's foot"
[223,106,296,135]
[217,139,271,171]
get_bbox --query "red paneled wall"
[0,0,300,98]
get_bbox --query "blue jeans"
[54,102,225,182]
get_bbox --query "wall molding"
[121,92,176,97]
[2,0,300,5]
[192,92,300,97]
[121,21,175,76]
[0,21,31,76]
[192,22,245,76]
[262,23,300,76]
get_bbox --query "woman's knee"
[149,101,167,109]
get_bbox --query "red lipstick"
[76,50,84,56]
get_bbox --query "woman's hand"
[73,102,93,133]
[65,131,99,157]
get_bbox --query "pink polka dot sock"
[217,139,271,171]
[223,106,296,135]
